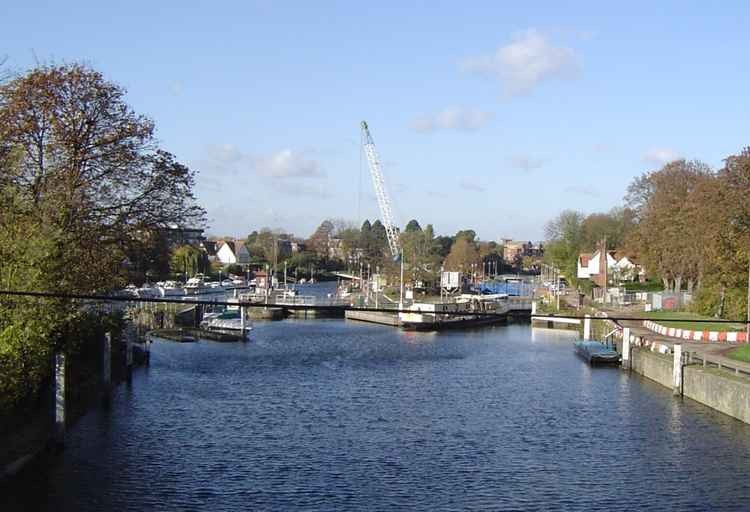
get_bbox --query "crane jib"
[361,121,401,259]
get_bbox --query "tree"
[0,63,206,413]
[0,63,205,293]
[170,245,206,278]
[625,159,713,292]
[405,219,422,232]
[455,229,477,244]
[434,236,453,258]
[307,220,335,258]
[443,237,480,273]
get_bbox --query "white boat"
[158,280,186,297]
[185,274,227,296]
[134,286,160,299]
[200,310,252,335]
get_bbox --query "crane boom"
[361,121,400,259]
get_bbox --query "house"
[612,252,646,282]
[577,250,617,287]
[216,240,250,265]
[578,247,644,286]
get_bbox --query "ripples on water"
[4,320,750,511]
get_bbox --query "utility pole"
[375,265,380,309]
[399,251,405,311]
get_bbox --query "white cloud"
[199,145,325,180]
[461,29,580,96]
[254,149,325,178]
[411,107,493,133]
[509,155,544,172]
[459,179,486,192]
[206,143,243,163]
[642,147,681,166]
[168,81,184,96]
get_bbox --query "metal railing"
[684,351,750,378]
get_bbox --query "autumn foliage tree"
[0,63,205,412]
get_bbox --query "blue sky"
[4,1,750,240]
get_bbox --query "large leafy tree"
[0,64,206,412]
[443,237,481,273]
[0,63,205,293]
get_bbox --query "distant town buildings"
[161,224,205,247]
[499,239,544,263]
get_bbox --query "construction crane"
[361,120,400,260]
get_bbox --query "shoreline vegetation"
[543,155,750,325]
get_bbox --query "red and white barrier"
[642,320,748,343]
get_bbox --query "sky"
[4,1,750,241]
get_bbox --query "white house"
[578,249,644,284]
[216,240,250,265]
[577,250,617,280]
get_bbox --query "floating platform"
[248,307,285,320]
[345,310,401,326]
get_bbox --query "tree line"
[544,152,750,319]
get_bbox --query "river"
[4,319,750,511]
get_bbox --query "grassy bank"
[727,345,750,364]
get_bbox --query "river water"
[5,319,750,511]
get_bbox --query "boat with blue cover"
[574,341,621,365]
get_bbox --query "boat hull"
[401,314,507,332]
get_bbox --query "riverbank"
[539,293,750,424]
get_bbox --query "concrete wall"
[630,347,750,425]
[631,347,673,389]
[683,367,750,424]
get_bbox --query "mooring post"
[583,315,591,340]
[622,327,631,371]
[673,344,683,396]
[102,332,112,404]
[53,352,66,448]
[126,329,133,383]
[240,305,246,340]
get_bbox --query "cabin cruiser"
[184,274,227,296]
[200,309,252,336]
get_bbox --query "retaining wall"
[683,367,750,424]
[630,348,673,389]
[629,346,750,425]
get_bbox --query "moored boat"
[399,294,509,331]
[574,341,621,365]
